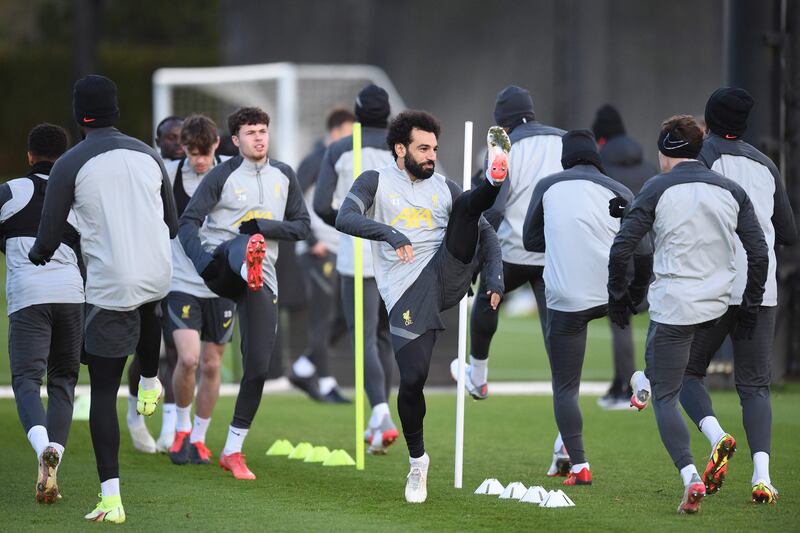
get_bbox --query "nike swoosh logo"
[231,431,241,436]
[662,132,689,150]
[82,117,96,123]
[223,318,232,328]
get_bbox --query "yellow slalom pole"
[352,122,365,470]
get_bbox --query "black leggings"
[87,354,128,482]
[445,178,500,264]
[395,330,437,458]
[127,300,167,397]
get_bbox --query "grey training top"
[483,121,565,266]
[313,127,395,277]
[32,127,178,311]
[523,164,651,312]
[608,160,768,325]
[178,155,310,296]
[335,163,502,312]
[699,134,797,307]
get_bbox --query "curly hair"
[28,123,69,160]
[386,110,441,160]
[227,107,270,136]
[180,114,219,153]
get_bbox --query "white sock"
[571,462,589,473]
[318,376,337,396]
[469,356,488,385]
[27,425,49,458]
[680,464,699,486]
[553,432,564,454]
[176,405,192,433]
[126,396,144,428]
[190,416,211,444]
[240,263,248,281]
[101,478,120,498]
[139,376,159,391]
[752,451,771,485]
[292,355,315,378]
[223,426,249,455]
[369,403,390,428]
[409,452,429,469]
[160,403,177,438]
[699,416,725,448]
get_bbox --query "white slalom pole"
[454,120,473,488]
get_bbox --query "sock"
[553,432,564,455]
[176,405,192,433]
[699,416,725,448]
[571,462,589,473]
[680,464,699,486]
[101,478,120,498]
[160,403,177,438]
[292,355,315,378]
[27,425,49,458]
[223,425,249,455]
[752,451,771,485]
[318,376,337,396]
[469,356,488,385]
[369,402,390,428]
[240,263,248,282]
[409,452,429,469]
[139,376,159,391]
[126,396,144,428]
[190,416,211,444]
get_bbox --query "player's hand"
[396,244,414,264]
[608,293,634,329]
[628,284,648,309]
[488,291,502,310]
[238,219,260,235]
[609,196,628,218]
[310,241,328,258]
[28,246,51,266]
[731,307,758,340]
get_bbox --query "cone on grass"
[304,446,331,463]
[288,442,313,460]
[520,485,548,504]
[266,439,294,456]
[499,482,527,500]
[540,489,575,508]
[474,478,505,495]
[72,395,90,421]
[322,449,356,466]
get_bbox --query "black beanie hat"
[591,104,625,141]
[705,87,754,139]
[494,85,535,129]
[355,84,390,127]
[561,129,603,171]
[73,75,119,128]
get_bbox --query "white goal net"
[152,62,407,168]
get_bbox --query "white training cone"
[499,482,527,500]
[520,485,548,504]
[540,489,575,508]
[474,478,505,495]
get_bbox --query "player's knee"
[400,367,428,392]
[735,384,769,401]
[201,354,222,378]
[179,352,200,371]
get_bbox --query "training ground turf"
[1,388,798,531]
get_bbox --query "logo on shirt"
[323,261,334,277]
[432,194,439,208]
[181,304,191,319]
[403,309,413,326]
[390,207,433,229]
[222,318,233,328]
[388,192,401,207]
[234,188,247,201]
[274,183,282,197]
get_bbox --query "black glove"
[200,255,225,283]
[628,284,648,309]
[28,246,51,266]
[609,196,628,219]
[608,293,635,329]
[731,307,758,340]
[238,219,260,235]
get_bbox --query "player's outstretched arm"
[335,170,410,249]
[522,179,548,253]
[155,155,179,238]
[477,217,504,301]
[733,189,769,312]
[313,146,340,227]
[30,156,77,264]
[178,166,226,275]
[608,187,657,302]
